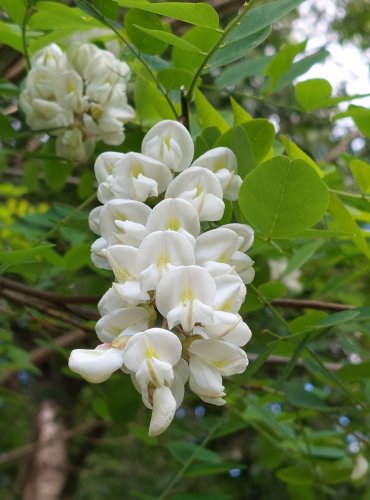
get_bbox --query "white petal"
[68,347,124,383]
[189,356,225,403]
[213,274,246,313]
[145,198,200,239]
[123,328,182,372]
[95,307,150,343]
[195,228,240,265]
[142,120,194,172]
[165,167,224,221]
[155,265,216,317]
[231,252,255,284]
[91,237,110,269]
[113,281,150,306]
[189,339,248,376]
[98,199,151,246]
[202,312,252,346]
[137,231,195,291]
[104,245,138,282]
[149,386,177,436]
[94,151,137,193]
[222,223,254,252]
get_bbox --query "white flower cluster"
[20,43,135,162]
[69,120,255,436]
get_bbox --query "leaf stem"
[22,1,34,69]
[157,419,223,499]
[187,1,253,100]
[77,0,179,120]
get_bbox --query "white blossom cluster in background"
[69,120,255,436]
[20,43,135,162]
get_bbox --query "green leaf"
[0,79,19,98]
[242,119,275,165]
[284,240,323,276]
[226,0,304,42]
[158,68,198,90]
[194,89,229,133]
[231,126,255,178]
[264,40,307,93]
[289,311,328,334]
[280,134,324,177]
[350,159,370,194]
[258,281,286,300]
[92,0,119,18]
[277,465,314,485]
[328,193,370,258]
[194,127,221,158]
[124,9,167,55]
[294,78,332,110]
[272,49,329,92]
[316,310,359,328]
[30,1,102,30]
[134,25,203,52]
[338,361,370,382]
[172,26,222,73]
[43,161,72,192]
[334,105,370,137]
[184,462,246,478]
[0,245,55,265]
[238,156,329,238]
[64,243,91,271]
[166,441,221,465]
[0,114,16,139]
[134,67,177,126]
[207,27,271,69]
[113,1,219,28]
[0,21,23,52]
[215,56,272,88]
[78,171,95,200]
[0,0,26,24]
[283,382,329,410]
[230,97,252,124]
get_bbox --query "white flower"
[145,198,200,246]
[136,230,195,292]
[31,43,68,70]
[95,152,124,183]
[195,227,240,276]
[194,313,251,346]
[89,199,151,248]
[165,166,224,221]
[104,245,150,305]
[68,345,125,383]
[85,50,130,88]
[193,275,251,346]
[156,265,216,331]
[188,339,248,405]
[55,71,87,114]
[106,152,173,203]
[149,386,177,437]
[351,455,369,481]
[193,147,242,201]
[67,43,101,78]
[195,227,255,284]
[222,223,254,252]
[56,129,95,162]
[142,120,194,172]
[95,307,151,343]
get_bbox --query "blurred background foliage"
[0,0,369,499]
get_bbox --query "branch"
[0,277,100,305]
[270,298,354,312]
[0,289,95,332]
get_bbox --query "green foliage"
[0,0,369,499]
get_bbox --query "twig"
[0,277,100,305]
[270,298,354,312]
[0,290,95,333]
[0,420,107,468]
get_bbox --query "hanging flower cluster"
[69,120,255,436]
[20,43,135,162]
